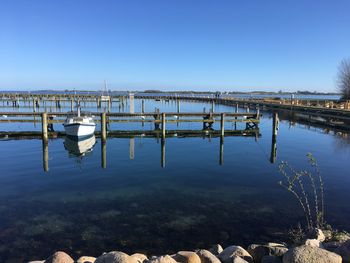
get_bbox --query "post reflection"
[42,140,49,172]
[64,135,96,157]
[219,136,224,165]
[161,138,166,168]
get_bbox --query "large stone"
[261,256,282,263]
[304,239,322,248]
[282,245,341,263]
[131,254,148,263]
[231,256,248,263]
[173,251,201,263]
[196,249,221,263]
[218,246,253,263]
[45,251,74,263]
[247,244,287,263]
[95,251,138,263]
[334,239,350,263]
[306,228,325,242]
[77,256,97,263]
[208,244,223,256]
[146,255,177,263]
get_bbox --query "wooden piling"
[101,112,107,142]
[220,113,225,136]
[162,113,166,138]
[141,99,145,113]
[41,112,48,142]
[101,141,107,169]
[270,112,279,163]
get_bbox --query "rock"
[131,254,148,263]
[282,245,341,263]
[77,256,97,263]
[95,251,138,263]
[173,251,201,263]
[208,244,223,256]
[45,251,74,263]
[231,256,248,263]
[147,255,177,263]
[196,249,221,263]
[247,243,287,263]
[306,228,325,242]
[261,256,282,263]
[334,239,350,263]
[304,239,323,248]
[218,246,253,263]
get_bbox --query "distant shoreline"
[0,89,341,96]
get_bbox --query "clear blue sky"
[1,0,349,92]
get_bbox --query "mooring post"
[162,113,166,138]
[101,140,107,169]
[141,99,145,113]
[33,99,36,112]
[270,112,279,163]
[70,98,74,111]
[101,112,107,143]
[211,100,215,113]
[41,112,48,143]
[177,99,180,113]
[220,113,225,136]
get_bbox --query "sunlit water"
[0,99,349,262]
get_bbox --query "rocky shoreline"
[28,229,350,263]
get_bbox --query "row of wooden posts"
[40,111,246,143]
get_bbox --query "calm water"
[0,100,349,262]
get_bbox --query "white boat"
[63,105,96,138]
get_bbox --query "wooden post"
[101,140,107,169]
[70,98,74,111]
[41,112,48,143]
[220,113,225,136]
[270,112,279,163]
[33,99,36,112]
[101,112,107,143]
[162,113,166,138]
[177,99,180,113]
[141,99,145,113]
[211,101,215,113]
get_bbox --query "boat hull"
[63,123,96,138]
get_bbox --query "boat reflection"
[64,135,97,158]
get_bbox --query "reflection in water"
[64,135,97,158]
[42,140,49,172]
